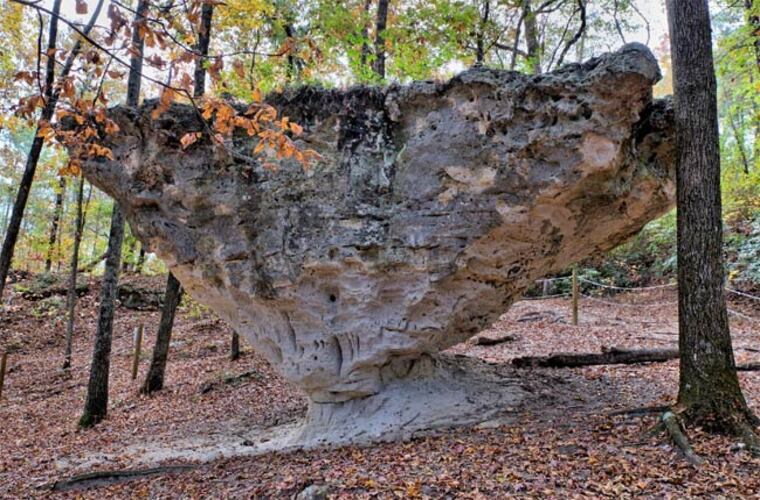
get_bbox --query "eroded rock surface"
[79,43,675,442]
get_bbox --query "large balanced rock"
[80,44,674,443]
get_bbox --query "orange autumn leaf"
[180,132,202,149]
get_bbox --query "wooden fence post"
[0,352,8,402]
[572,266,579,325]
[132,324,143,380]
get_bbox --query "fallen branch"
[77,251,107,273]
[199,369,262,394]
[512,347,678,368]
[737,363,760,371]
[472,334,516,346]
[47,464,196,492]
[661,411,703,466]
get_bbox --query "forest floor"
[0,274,759,498]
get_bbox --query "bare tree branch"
[554,0,586,69]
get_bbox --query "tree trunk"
[80,0,146,428]
[135,246,146,274]
[122,238,136,274]
[45,177,66,273]
[0,0,62,299]
[475,0,490,65]
[193,1,214,97]
[666,0,758,433]
[63,177,86,370]
[522,0,541,74]
[360,0,373,70]
[140,0,214,392]
[746,0,760,73]
[230,330,241,361]
[372,0,390,79]
[79,205,125,427]
[141,273,182,393]
[283,23,297,82]
[0,194,11,236]
[509,11,523,70]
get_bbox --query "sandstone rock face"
[81,44,674,442]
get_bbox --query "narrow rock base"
[59,355,530,473]
[295,355,527,446]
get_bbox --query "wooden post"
[131,324,143,380]
[571,266,579,325]
[542,279,550,296]
[0,352,7,402]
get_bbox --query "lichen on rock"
[77,43,675,443]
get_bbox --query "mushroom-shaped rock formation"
[80,44,675,444]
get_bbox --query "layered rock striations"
[79,43,675,442]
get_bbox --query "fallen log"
[737,363,760,372]
[472,335,516,346]
[199,369,263,394]
[512,347,678,368]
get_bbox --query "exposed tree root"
[46,464,196,492]
[512,347,678,368]
[736,422,760,458]
[608,404,671,417]
[661,411,703,466]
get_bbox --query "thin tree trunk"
[475,0,490,65]
[63,176,85,370]
[141,273,182,393]
[283,23,297,82]
[89,209,101,261]
[80,0,146,428]
[360,0,372,70]
[45,177,66,273]
[141,1,214,391]
[135,246,146,274]
[728,114,751,174]
[230,331,241,361]
[372,0,390,79]
[0,0,62,299]
[509,13,522,70]
[193,1,214,97]
[522,0,541,74]
[122,237,136,274]
[746,0,760,73]
[79,205,125,427]
[0,193,11,236]
[666,0,758,435]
